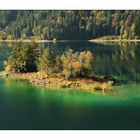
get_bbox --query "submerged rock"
[59,82,81,88]
[0,71,10,77]
[103,76,116,83]
[94,86,102,91]
[29,77,51,86]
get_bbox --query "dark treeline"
[0,10,140,40]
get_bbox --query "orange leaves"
[84,51,93,60]
[61,49,94,79]
[72,61,82,70]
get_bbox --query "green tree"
[5,42,40,72]
[38,48,55,75]
[120,21,125,39]
[131,23,136,39]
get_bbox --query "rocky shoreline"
[0,71,114,93]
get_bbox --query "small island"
[89,36,140,43]
[0,42,114,93]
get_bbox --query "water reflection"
[40,41,140,82]
[0,41,140,82]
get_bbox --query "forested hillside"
[0,10,140,40]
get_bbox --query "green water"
[0,42,140,129]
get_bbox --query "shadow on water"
[0,97,140,129]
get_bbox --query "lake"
[0,41,140,129]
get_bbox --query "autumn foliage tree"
[61,49,94,79]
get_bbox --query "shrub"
[5,65,12,72]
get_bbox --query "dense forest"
[0,10,140,40]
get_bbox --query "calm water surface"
[0,41,140,129]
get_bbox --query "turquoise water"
[0,42,140,129]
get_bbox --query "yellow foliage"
[72,61,81,69]
[85,51,93,59]
[5,65,12,72]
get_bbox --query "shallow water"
[0,42,140,129]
